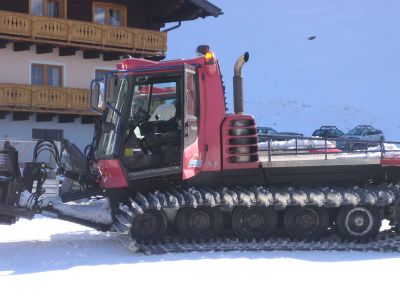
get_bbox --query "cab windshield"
[96,73,179,157]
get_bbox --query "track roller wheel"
[131,209,168,242]
[176,207,223,239]
[284,206,329,240]
[231,207,278,239]
[336,205,381,240]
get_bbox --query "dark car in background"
[257,127,278,142]
[312,126,344,139]
[337,125,385,150]
[257,126,303,142]
[257,126,278,135]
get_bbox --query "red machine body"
[96,51,261,189]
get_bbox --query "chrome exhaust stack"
[233,52,249,114]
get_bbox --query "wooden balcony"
[0,83,96,115]
[0,10,167,58]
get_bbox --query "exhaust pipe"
[233,52,249,114]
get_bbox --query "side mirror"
[90,79,105,113]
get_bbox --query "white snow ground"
[1,216,400,300]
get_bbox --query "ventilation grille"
[222,117,259,166]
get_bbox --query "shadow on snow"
[1,229,400,275]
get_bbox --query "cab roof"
[117,56,209,71]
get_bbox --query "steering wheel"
[133,107,150,125]
[125,108,151,152]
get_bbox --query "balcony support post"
[81,115,99,124]
[83,50,101,59]
[36,44,54,54]
[58,114,78,123]
[13,42,32,52]
[12,112,31,121]
[59,47,78,56]
[36,113,56,122]
[103,52,121,61]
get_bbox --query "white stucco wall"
[0,44,121,151]
[0,114,94,151]
[0,44,117,88]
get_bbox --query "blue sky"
[167,0,400,139]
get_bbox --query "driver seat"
[149,102,176,121]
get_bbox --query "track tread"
[121,230,400,255]
[118,183,400,254]
[148,192,162,210]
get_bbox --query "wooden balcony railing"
[0,83,95,115]
[0,10,167,55]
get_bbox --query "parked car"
[257,126,303,142]
[257,126,278,135]
[312,126,344,139]
[257,127,278,142]
[337,125,384,150]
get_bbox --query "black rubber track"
[118,229,400,255]
[115,182,400,254]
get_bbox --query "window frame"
[30,0,66,18]
[31,63,64,87]
[92,1,127,27]
[94,68,112,81]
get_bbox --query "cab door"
[182,64,201,179]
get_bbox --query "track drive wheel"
[176,207,223,239]
[336,205,381,240]
[284,206,329,240]
[231,207,278,239]
[131,209,168,242]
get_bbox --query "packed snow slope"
[1,217,400,300]
[167,0,400,140]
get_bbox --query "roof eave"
[188,0,223,17]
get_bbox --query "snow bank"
[368,143,400,152]
[334,143,400,159]
[18,191,112,225]
[259,139,336,151]
[51,198,113,225]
